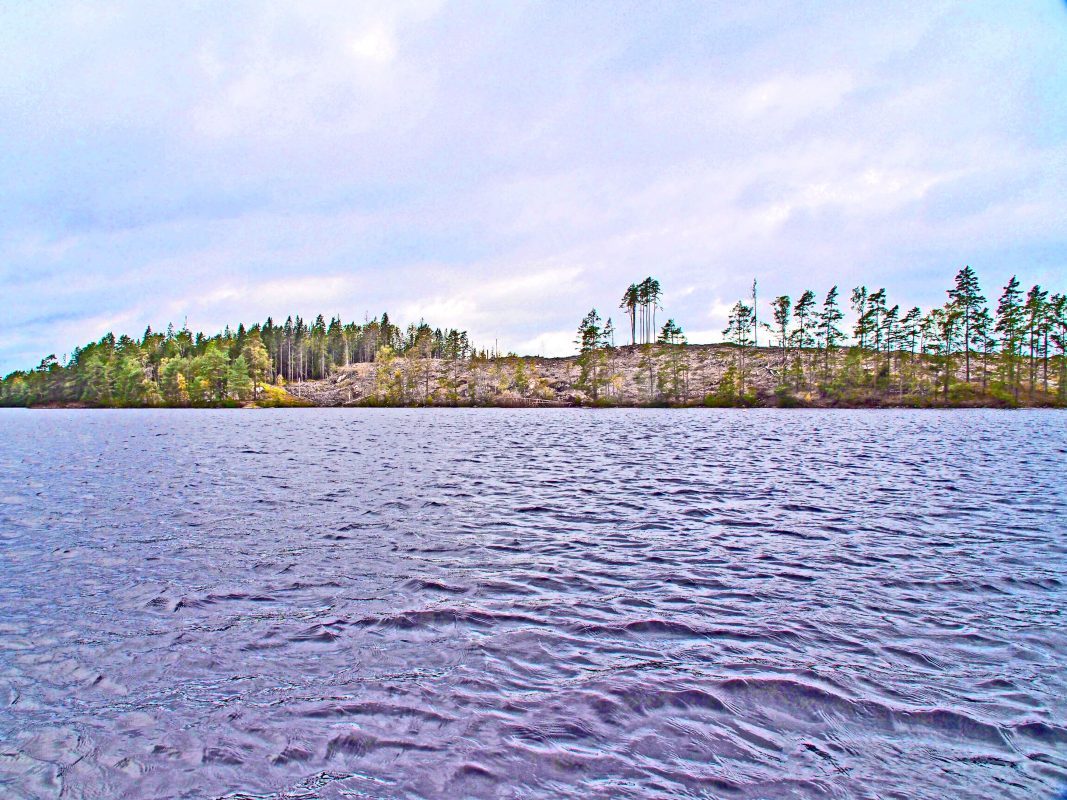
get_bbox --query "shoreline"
[8,343,1064,411]
[20,401,1063,411]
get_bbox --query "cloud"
[515,330,575,359]
[399,265,585,351]
[348,25,397,64]
[0,1,1065,371]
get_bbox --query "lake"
[0,408,1064,799]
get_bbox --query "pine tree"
[620,284,639,346]
[1024,285,1048,400]
[751,279,759,347]
[972,306,994,393]
[3,268,1064,409]
[792,290,816,389]
[637,279,650,344]
[850,287,869,349]
[995,276,1025,402]
[723,301,754,394]
[947,265,985,384]
[817,286,845,381]
[657,319,687,403]
[1048,293,1067,405]
[769,295,791,385]
[648,278,662,344]
[882,304,900,382]
[602,317,618,396]
[935,305,961,400]
[866,289,887,355]
[574,309,607,402]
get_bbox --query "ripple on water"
[0,407,1064,800]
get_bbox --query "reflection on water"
[0,408,1064,799]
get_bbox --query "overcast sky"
[2,1,1065,370]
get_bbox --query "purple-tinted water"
[0,408,1064,800]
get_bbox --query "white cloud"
[0,1,1064,372]
[515,329,575,358]
[739,72,856,122]
[348,25,396,64]
[399,265,585,351]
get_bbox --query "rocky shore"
[278,344,1050,408]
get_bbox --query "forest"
[1,267,1064,408]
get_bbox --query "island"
[3,269,1064,409]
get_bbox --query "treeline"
[2,267,1064,408]
[0,314,475,407]
[720,267,1066,406]
[572,267,1066,407]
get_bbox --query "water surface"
[0,409,1064,799]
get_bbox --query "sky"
[1,1,1065,371]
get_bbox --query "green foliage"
[255,383,313,407]
[1,266,1063,409]
[242,333,271,397]
[987,381,1020,408]
[160,358,192,406]
[373,346,404,405]
[705,365,739,407]
[832,348,866,393]
[575,309,610,402]
[774,385,802,408]
[194,345,231,404]
[655,319,688,403]
[512,358,530,397]
[996,276,1025,399]
[818,286,845,354]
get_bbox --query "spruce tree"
[242,333,272,398]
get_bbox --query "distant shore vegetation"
[2,267,1065,409]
